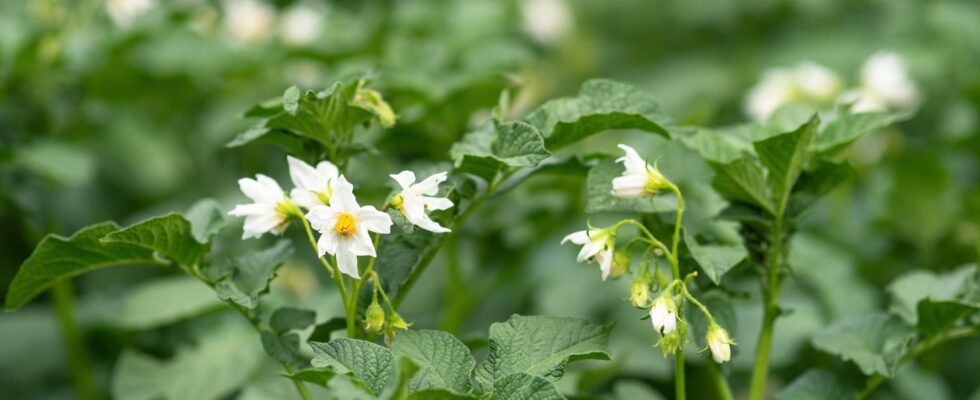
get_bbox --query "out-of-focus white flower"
[745,62,842,122]
[521,0,572,44]
[224,0,275,44]
[287,156,339,209]
[389,171,454,233]
[707,323,734,363]
[650,296,677,334]
[279,4,325,45]
[106,0,156,26]
[851,51,920,112]
[229,174,298,239]
[306,176,392,279]
[612,144,669,199]
[561,228,615,280]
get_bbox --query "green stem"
[706,361,734,400]
[52,281,100,400]
[668,183,684,270]
[857,327,980,399]
[347,233,383,338]
[748,212,786,400]
[664,184,686,400]
[299,216,353,337]
[674,347,686,400]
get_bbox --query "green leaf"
[112,317,265,400]
[226,126,309,157]
[812,313,915,377]
[774,369,855,400]
[488,373,565,400]
[709,159,774,214]
[382,357,421,400]
[408,390,479,400]
[812,110,910,155]
[270,307,317,333]
[5,222,161,310]
[205,240,294,309]
[115,275,223,329]
[671,125,754,164]
[683,231,746,284]
[525,79,672,150]
[267,83,372,144]
[282,367,336,388]
[185,199,228,243]
[887,266,978,324]
[753,115,819,206]
[261,331,301,364]
[916,300,978,337]
[475,315,612,391]
[389,329,476,393]
[585,157,676,214]
[102,213,210,267]
[449,121,550,181]
[787,161,854,218]
[310,338,395,395]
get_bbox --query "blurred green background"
[1,0,978,399]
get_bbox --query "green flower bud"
[389,311,412,330]
[353,82,396,128]
[654,321,687,357]
[654,266,669,291]
[609,247,631,280]
[365,301,385,332]
[629,272,651,307]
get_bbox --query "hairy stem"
[52,281,100,400]
[748,212,786,400]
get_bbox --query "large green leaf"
[887,266,978,324]
[185,199,229,244]
[102,213,210,267]
[709,159,774,214]
[270,307,317,334]
[114,275,223,330]
[683,231,747,285]
[381,357,421,400]
[449,121,550,181]
[525,79,672,150]
[812,313,915,377]
[812,110,909,155]
[774,369,855,400]
[488,373,565,400]
[260,331,301,364]
[112,317,265,400]
[204,240,294,309]
[310,338,395,395]
[475,315,612,391]
[389,329,476,393]
[671,125,755,164]
[5,223,161,310]
[585,157,676,214]
[753,115,819,207]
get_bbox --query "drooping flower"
[561,228,615,280]
[650,295,677,334]
[707,323,734,363]
[306,176,392,278]
[287,156,339,209]
[228,174,299,239]
[389,171,454,233]
[850,51,920,112]
[612,144,670,199]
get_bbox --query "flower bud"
[629,273,651,307]
[609,247,631,280]
[353,83,396,128]
[707,323,734,363]
[389,312,412,330]
[649,295,677,334]
[655,322,686,357]
[365,301,385,332]
[653,267,669,290]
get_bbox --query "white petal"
[335,246,360,279]
[348,228,376,257]
[316,230,338,256]
[561,230,590,245]
[421,196,453,211]
[238,175,283,204]
[411,172,448,196]
[290,188,321,209]
[612,175,648,198]
[315,161,339,182]
[356,206,392,234]
[330,176,359,212]
[596,247,613,280]
[404,206,450,233]
[242,213,282,239]
[616,144,648,175]
[229,203,272,217]
[389,170,416,190]
[577,239,604,263]
[287,156,324,192]
[305,206,336,233]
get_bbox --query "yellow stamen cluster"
[334,213,356,236]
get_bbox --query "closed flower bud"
[707,323,734,363]
[365,301,385,332]
[609,247,631,280]
[629,272,651,307]
[649,295,677,334]
[389,312,412,330]
[655,322,686,357]
[353,81,397,128]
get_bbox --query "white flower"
[306,176,392,279]
[561,229,615,280]
[793,62,842,102]
[389,171,454,233]
[611,144,669,199]
[287,156,339,209]
[852,51,920,112]
[224,0,275,44]
[707,324,733,363]
[650,296,677,334]
[521,0,572,44]
[744,62,842,122]
[106,0,155,26]
[228,174,296,239]
[279,4,325,45]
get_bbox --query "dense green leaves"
[204,240,294,309]
[102,213,210,267]
[525,79,673,150]
[774,369,854,400]
[449,121,550,181]
[390,330,476,393]
[5,223,161,310]
[812,313,914,377]
[475,315,612,391]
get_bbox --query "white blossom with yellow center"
[287,156,338,209]
[306,176,392,278]
[389,170,454,233]
[228,174,295,239]
[561,229,615,280]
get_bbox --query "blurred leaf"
[474,315,612,391]
[5,223,160,310]
[709,159,774,214]
[813,111,910,155]
[487,373,564,400]
[270,307,317,334]
[185,199,229,244]
[408,389,479,399]
[916,300,978,338]
[205,240,294,309]
[13,140,95,185]
[672,125,754,164]
[310,338,395,395]
[683,231,746,284]
[102,213,209,267]
[774,369,854,400]
[753,115,819,206]
[525,79,672,150]
[449,121,550,181]
[886,266,978,324]
[812,313,914,377]
[115,275,222,330]
[585,157,675,213]
[283,367,336,388]
[261,331,301,364]
[389,329,475,393]
[787,161,854,218]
